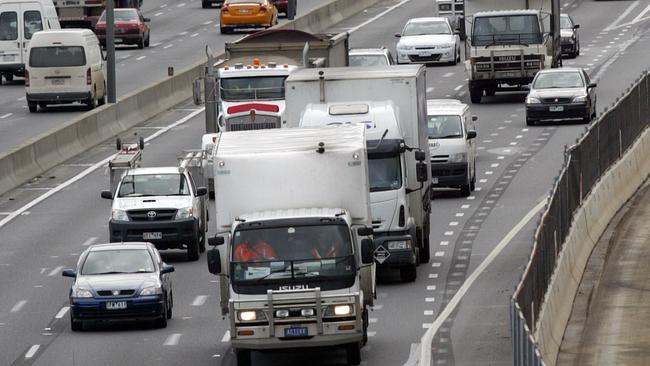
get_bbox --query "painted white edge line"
[417,198,547,366]
[346,0,412,34]
[0,108,204,229]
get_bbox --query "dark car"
[62,242,174,331]
[95,8,151,49]
[202,0,224,8]
[560,14,580,58]
[525,67,597,126]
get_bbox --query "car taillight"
[25,70,29,87]
[259,5,267,12]
[86,68,91,85]
[221,4,228,12]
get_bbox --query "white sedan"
[395,17,461,65]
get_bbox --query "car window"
[403,21,451,36]
[349,54,390,67]
[23,11,43,40]
[533,71,585,89]
[0,12,18,41]
[227,0,263,3]
[29,46,87,67]
[560,16,572,29]
[428,115,463,138]
[81,249,155,275]
[100,10,139,22]
[118,173,191,197]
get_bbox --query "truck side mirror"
[414,150,426,162]
[357,227,373,236]
[192,79,202,105]
[466,130,477,139]
[100,190,113,199]
[416,161,428,183]
[209,235,225,246]
[196,187,208,196]
[207,248,222,274]
[360,238,374,264]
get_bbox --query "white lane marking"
[435,251,445,257]
[47,266,64,276]
[605,1,639,31]
[453,85,463,91]
[425,297,435,302]
[179,31,188,36]
[424,310,434,316]
[0,113,13,119]
[346,0,411,34]
[461,204,470,209]
[631,3,650,24]
[203,20,213,25]
[426,87,434,93]
[0,108,204,229]
[443,72,454,77]
[164,44,173,49]
[11,300,27,312]
[485,171,493,175]
[160,3,167,7]
[432,262,441,267]
[372,304,384,310]
[17,96,26,101]
[429,274,438,279]
[136,56,146,61]
[176,2,186,6]
[191,295,208,306]
[455,213,464,217]
[440,241,449,246]
[55,306,69,319]
[422,323,432,329]
[490,163,499,167]
[154,11,164,16]
[418,198,547,365]
[458,90,466,97]
[190,33,199,38]
[25,345,40,358]
[221,330,231,342]
[449,222,458,226]
[368,331,377,337]
[427,285,436,291]
[444,231,453,236]
[82,237,97,246]
[151,42,162,47]
[164,333,182,346]
[479,179,487,183]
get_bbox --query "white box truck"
[285,65,433,269]
[206,124,376,366]
[299,100,431,281]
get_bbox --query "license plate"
[115,38,123,43]
[418,52,431,57]
[238,9,251,13]
[51,79,64,85]
[3,55,15,62]
[106,301,127,310]
[549,106,564,112]
[431,177,439,184]
[143,232,162,240]
[284,327,308,337]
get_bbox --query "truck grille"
[127,209,177,221]
[474,54,542,72]
[432,168,466,177]
[226,115,280,131]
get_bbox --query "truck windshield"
[29,46,86,67]
[118,174,190,197]
[231,224,355,285]
[220,76,286,101]
[472,15,542,46]
[368,155,402,192]
[428,115,463,138]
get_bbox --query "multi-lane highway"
[0,0,649,365]
[0,0,325,154]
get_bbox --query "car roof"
[87,242,153,251]
[537,67,583,74]
[407,17,448,23]
[126,167,182,175]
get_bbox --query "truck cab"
[101,166,208,261]
[300,101,429,282]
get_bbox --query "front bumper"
[232,327,362,350]
[0,63,24,75]
[109,218,198,250]
[373,233,416,267]
[526,103,589,122]
[431,162,469,187]
[561,40,577,54]
[70,295,164,321]
[397,48,455,64]
[27,91,91,104]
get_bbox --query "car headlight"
[442,43,454,49]
[111,209,129,221]
[334,304,352,316]
[387,240,411,250]
[572,95,588,103]
[448,152,467,163]
[72,288,93,298]
[140,286,163,296]
[526,96,541,104]
[175,207,193,220]
[398,45,414,51]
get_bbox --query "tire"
[418,226,430,264]
[400,263,417,282]
[526,117,535,126]
[469,86,482,104]
[85,95,96,110]
[5,73,13,82]
[187,233,200,261]
[38,102,47,108]
[460,184,471,197]
[144,34,150,48]
[220,27,229,34]
[98,91,106,106]
[156,300,168,328]
[485,86,496,97]
[470,167,476,191]
[28,101,37,113]
[199,221,206,253]
[137,36,144,49]
[235,349,252,366]
[362,308,368,346]
[450,48,458,65]
[166,291,173,319]
[70,315,83,331]
[346,342,362,365]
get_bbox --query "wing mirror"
[588,82,597,89]
[100,190,113,199]
[143,17,151,22]
[416,161,429,183]
[207,248,222,274]
[360,238,374,264]
[573,24,580,29]
[466,130,477,139]
[62,269,77,278]
[208,235,225,246]
[196,186,208,196]
[394,33,401,38]
[414,150,426,162]
[161,264,175,274]
[357,227,374,236]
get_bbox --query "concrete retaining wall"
[534,126,650,365]
[0,0,383,197]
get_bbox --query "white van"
[0,0,60,84]
[426,99,477,196]
[25,29,106,112]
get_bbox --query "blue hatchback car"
[62,242,174,331]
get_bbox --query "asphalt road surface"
[0,0,649,365]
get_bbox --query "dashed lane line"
[11,300,27,313]
[54,306,69,319]
[191,295,208,306]
[25,345,40,358]
[164,333,182,346]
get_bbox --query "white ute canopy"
[213,124,371,233]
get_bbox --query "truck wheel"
[420,230,430,264]
[469,87,482,104]
[5,73,13,82]
[485,86,496,97]
[187,239,200,261]
[400,264,417,282]
[235,349,251,366]
[346,342,361,365]
[28,102,37,113]
[460,184,471,197]
[362,308,368,346]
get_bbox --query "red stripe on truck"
[227,103,280,114]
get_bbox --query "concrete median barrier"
[534,126,650,366]
[0,0,383,197]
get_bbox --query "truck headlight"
[175,207,193,220]
[387,240,411,250]
[572,95,588,103]
[72,288,93,298]
[140,286,162,296]
[334,305,352,316]
[526,96,541,104]
[448,152,467,163]
[111,209,129,222]
[238,310,266,322]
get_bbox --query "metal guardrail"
[510,69,650,365]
